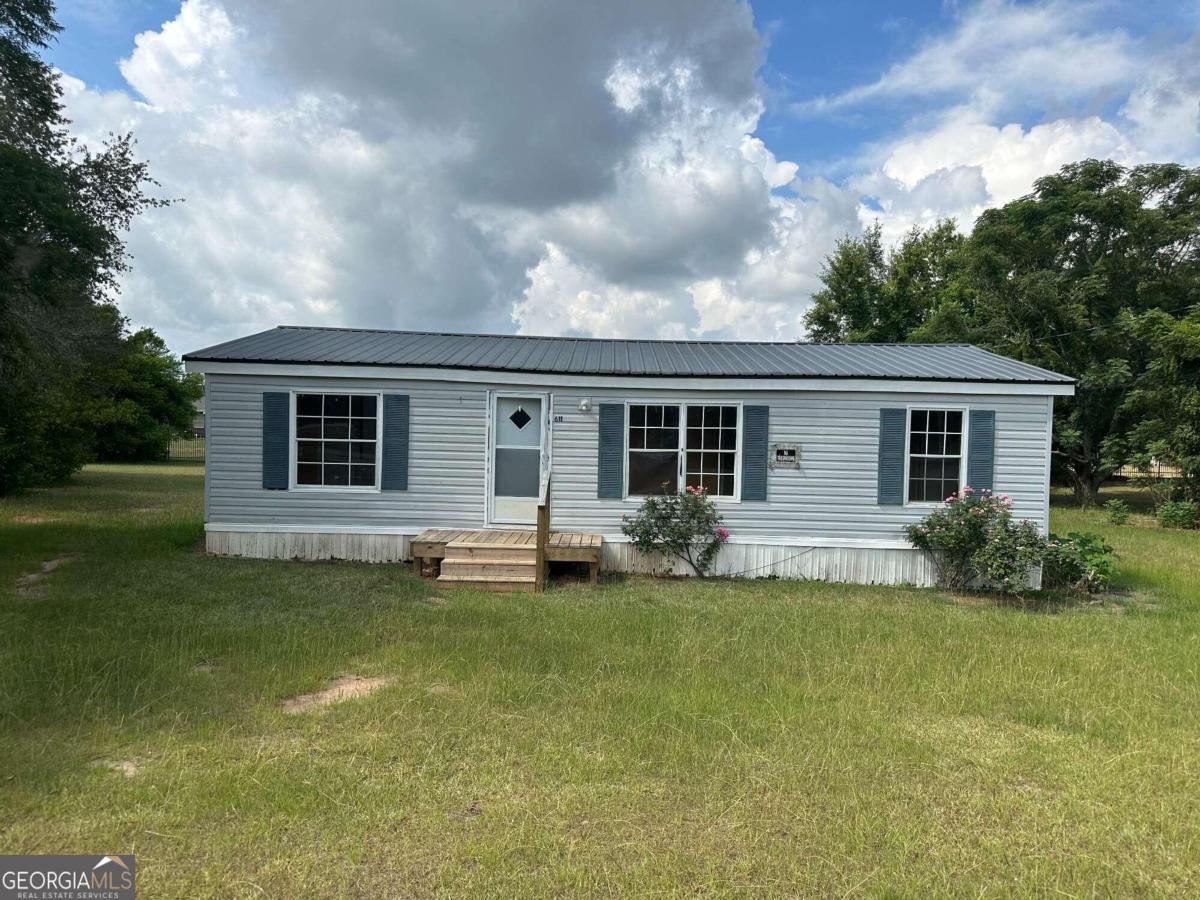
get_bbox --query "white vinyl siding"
[206,375,486,529]
[549,389,1052,540]
[203,375,1054,540]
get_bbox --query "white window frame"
[622,400,743,503]
[903,404,969,507]
[288,390,383,492]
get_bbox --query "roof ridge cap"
[275,325,977,348]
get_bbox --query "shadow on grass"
[1049,482,1159,513]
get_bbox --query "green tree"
[0,0,164,493]
[0,0,60,155]
[89,325,202,461]
[959,160,1200,505]
[1122,308,1200,499]
[804,220,967,343]
[804,223,888,342]
[809,160,1200,507]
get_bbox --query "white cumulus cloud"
[55,0,1200,352]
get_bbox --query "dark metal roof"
[184,326,1074,384]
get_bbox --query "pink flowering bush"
[905,486,1046,593]
[621,484,730,576]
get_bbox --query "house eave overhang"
[183,358,1076,396]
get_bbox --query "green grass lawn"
[2,466,1199,896]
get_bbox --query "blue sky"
[52,0,1193,166]
[755,0,965,163]
[49,2,173,86]
[46,0,1200,352]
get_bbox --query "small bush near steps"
[621,485,730,576]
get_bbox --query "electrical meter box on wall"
[769,443,800,470]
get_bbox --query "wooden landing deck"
[412,528,602,560]
[412,528,603,590]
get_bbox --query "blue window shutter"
[261,392,289,490]
[597,403,624,499]
[877,408,906,505]
[381,394,410,491]
[967,409,996,492]
[741,405,769,501]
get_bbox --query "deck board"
[414,527,602,564]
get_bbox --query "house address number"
[768,443,800,470]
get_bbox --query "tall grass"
[1,469,1198,896]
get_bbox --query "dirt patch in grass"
[90,759,139,778]
[281,675,394,713]
[456,801,483,820]
[905,713,1068,765]
[16,555,77,593]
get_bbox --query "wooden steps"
[413,526,603,592]
[435,541,538,592]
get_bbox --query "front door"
[489,393,547,525]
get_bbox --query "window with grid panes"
[907,408,963,502]
[295,393,378,487]
[626,403,738,497]
[685,405,737,496]
[627,404,680,495]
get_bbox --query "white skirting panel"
[602,541,936,586]
[206,530,411,564]
[206,528,934,586]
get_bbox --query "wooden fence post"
[535,470,551,592]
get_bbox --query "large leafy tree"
[806,160,1200,506]
[89,322,203,462]
[1122,308,1200,499]
[804,220,968,343]
[959,160,1199,504]
[0,0,165,493]
[804,224,888,342]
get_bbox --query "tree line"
[806,160,1200,505]
[1,0,199,495]
[4,2,1197,505]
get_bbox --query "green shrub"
[1103,498,1131,525]
[905,488,1046,594]
[1157,500,1198,529]
[974,519,1047,594]
[621,485,730,576]
[1043,532,1118,593]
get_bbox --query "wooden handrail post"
[535,469,551,592]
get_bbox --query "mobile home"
[183,327,1073,588]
